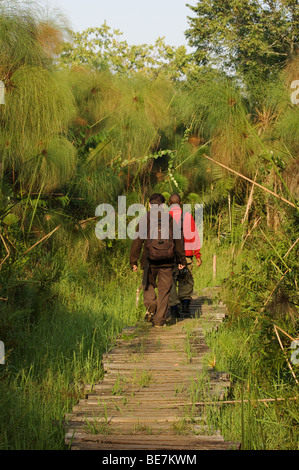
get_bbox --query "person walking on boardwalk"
[130,193,187,328]
[168,193,202,317]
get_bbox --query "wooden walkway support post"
[213,254,217,282]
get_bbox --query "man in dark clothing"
[130,193,187,327]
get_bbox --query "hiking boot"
[144,307,155,323]
[170,305,180,318]
[181,299,191,315]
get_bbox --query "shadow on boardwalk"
[65,287,241,451]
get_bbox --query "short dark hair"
[149,193,165,205]
[169,193,181,205]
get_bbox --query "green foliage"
[0,66,76,168]
[186,0,299,78]
[0,3,76,193]
[223,224,299,380]
[0,251,140,449]
[0,1,44,70]
[59,22,200,80]
[0,0,298,451]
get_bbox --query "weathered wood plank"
[66,433,240,450]
[65,293,240,451]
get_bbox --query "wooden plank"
[66,414,186,424]
[65,293,241,451]
[103,363,206,371]
[66,434,240,450]
[66,433,226,444]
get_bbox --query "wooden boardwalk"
[65,288,241,450]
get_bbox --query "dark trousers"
[169,259,194,307]
[143,266,173,326]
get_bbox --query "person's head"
[149,193,165,207]
[169,193,181,206]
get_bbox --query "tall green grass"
[0,244,142,450]
[190,229,298,450]
[200,322,298,450]
[0,227,297,450]
[193,233,241,293]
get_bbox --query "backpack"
[146,211,175,262]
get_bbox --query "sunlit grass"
[0,256,141,450]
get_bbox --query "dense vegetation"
[0,0,298,450]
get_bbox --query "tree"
[59,22,199,81]
[185,0,299,78]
